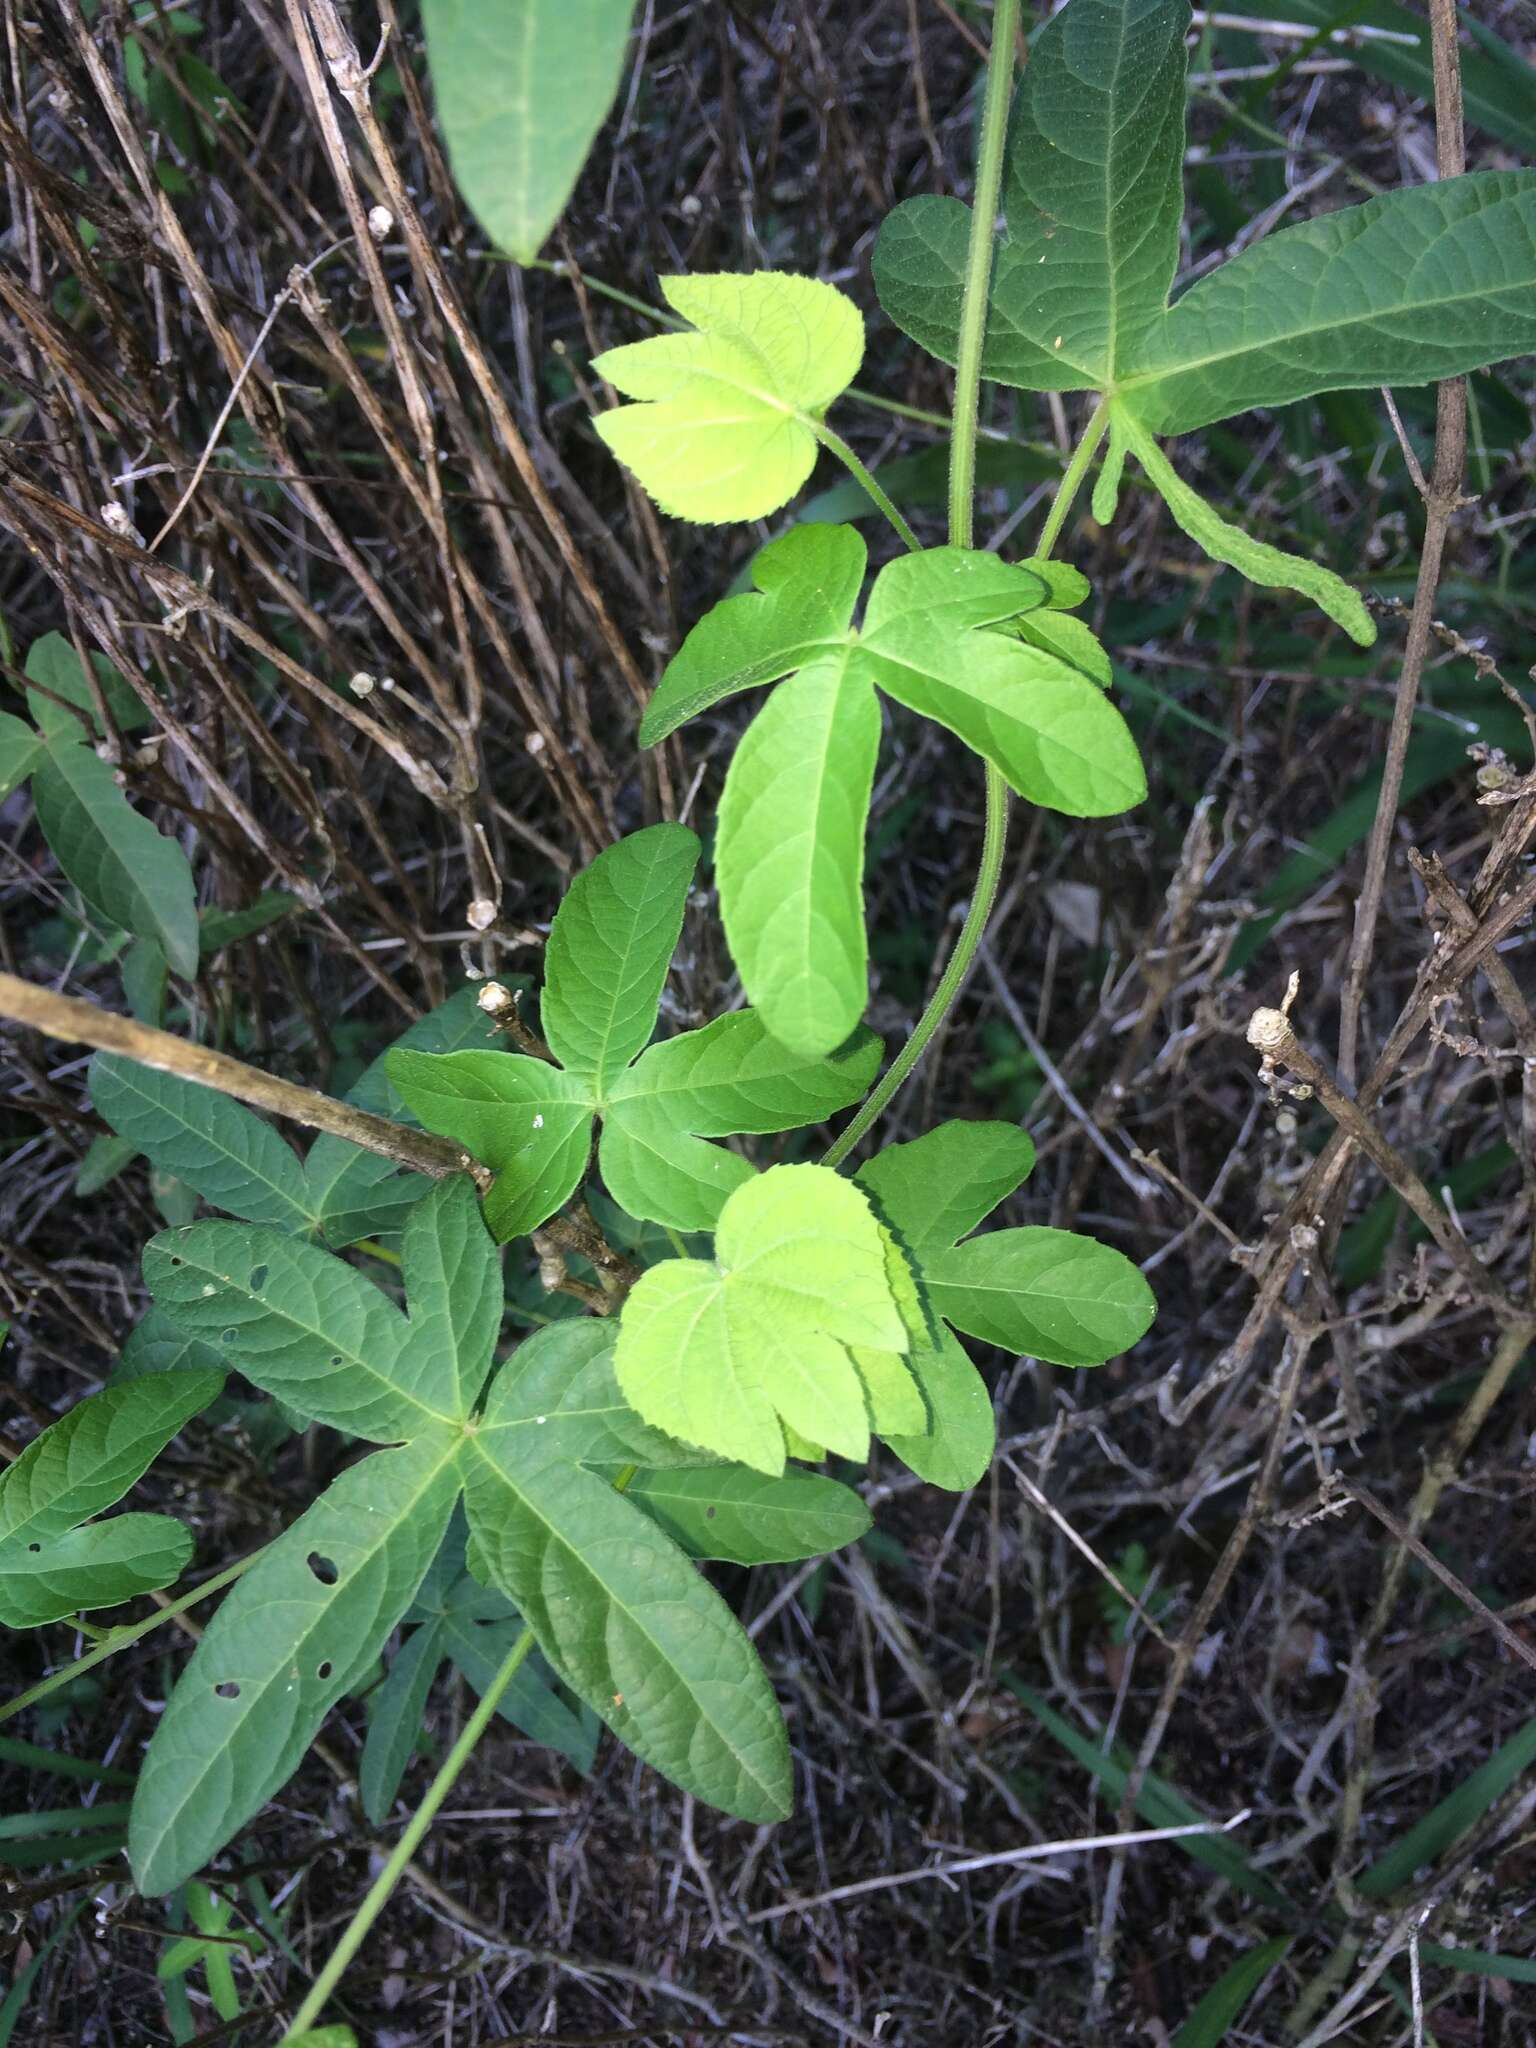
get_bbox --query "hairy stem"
[823,776,1008,1169]
[281,1626,538,2040]
[813,422,922,552]
[947,0,1020,551]
[1035,398,1111,559]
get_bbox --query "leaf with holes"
[0,1374,223,1628]
[593,273,865,521]
[131,1179,798,1892]
[873,0,1536,639]
[858,1121,1156,1375]
[639,525,1141,1056]
[388,825,880,1234]
[613,1164,911,1475]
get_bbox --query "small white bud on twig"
[367,205,394,242]
[476,981,513,1014]
[466,898,497,932]
[348,671,376,697]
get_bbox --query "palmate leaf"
[0,1374,222,1628]
[421,0,637,265]
[613,1164,913,1475]
[643,525,1144,1056]
[593,274,865,521]
[873,0,1536,641]
[130,1179,813,1893]
[858,1121,1156,1370]
[388,825,881,1237]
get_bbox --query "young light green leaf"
[619,1465,871,1564]
[24,630,153,739]
[390,833,878,1235]
[31,741,199,979]
[859,549,1146,816]
[639,522,867,744]
[422,0,636,264]
[0,1374,222,1627]
[642,533,1138,1055]
[859,1121,1155,1369]
[715,657,882,1058]
[129,1437,462,1896]
[1109,408,1374,646]
[90,1053,315,1232]
[614,1164,909,1474]
[539,822,699,1089]
[460,1322,792,1823]
[594,273,865,522]
[0,710,45,802]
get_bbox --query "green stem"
[824,0,1020,1171]
[1034,397,1111,559]
[948,0,1020,551]
[282,1626,537,2041]
[0,1549,267,1727]
[813,422,921,552]
[823,770,1009,1170]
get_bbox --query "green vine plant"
[4,0,1536,2040]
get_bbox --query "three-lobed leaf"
[874,0,1536,639]
[858,1121,1156,1371]
[594,273,865,521]
[0,1374,222,1628]
[389,825,881,1236]
[644,525,1144,1056]
[614,1164,914,1474]
[422,0,637,265]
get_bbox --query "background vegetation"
[3,2,1536,2042]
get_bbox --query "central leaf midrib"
[464,1436,782,1804]
[1119,260,1536,399]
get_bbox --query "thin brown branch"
[0,972,487,1188]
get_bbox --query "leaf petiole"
[0,1547,268,1728]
